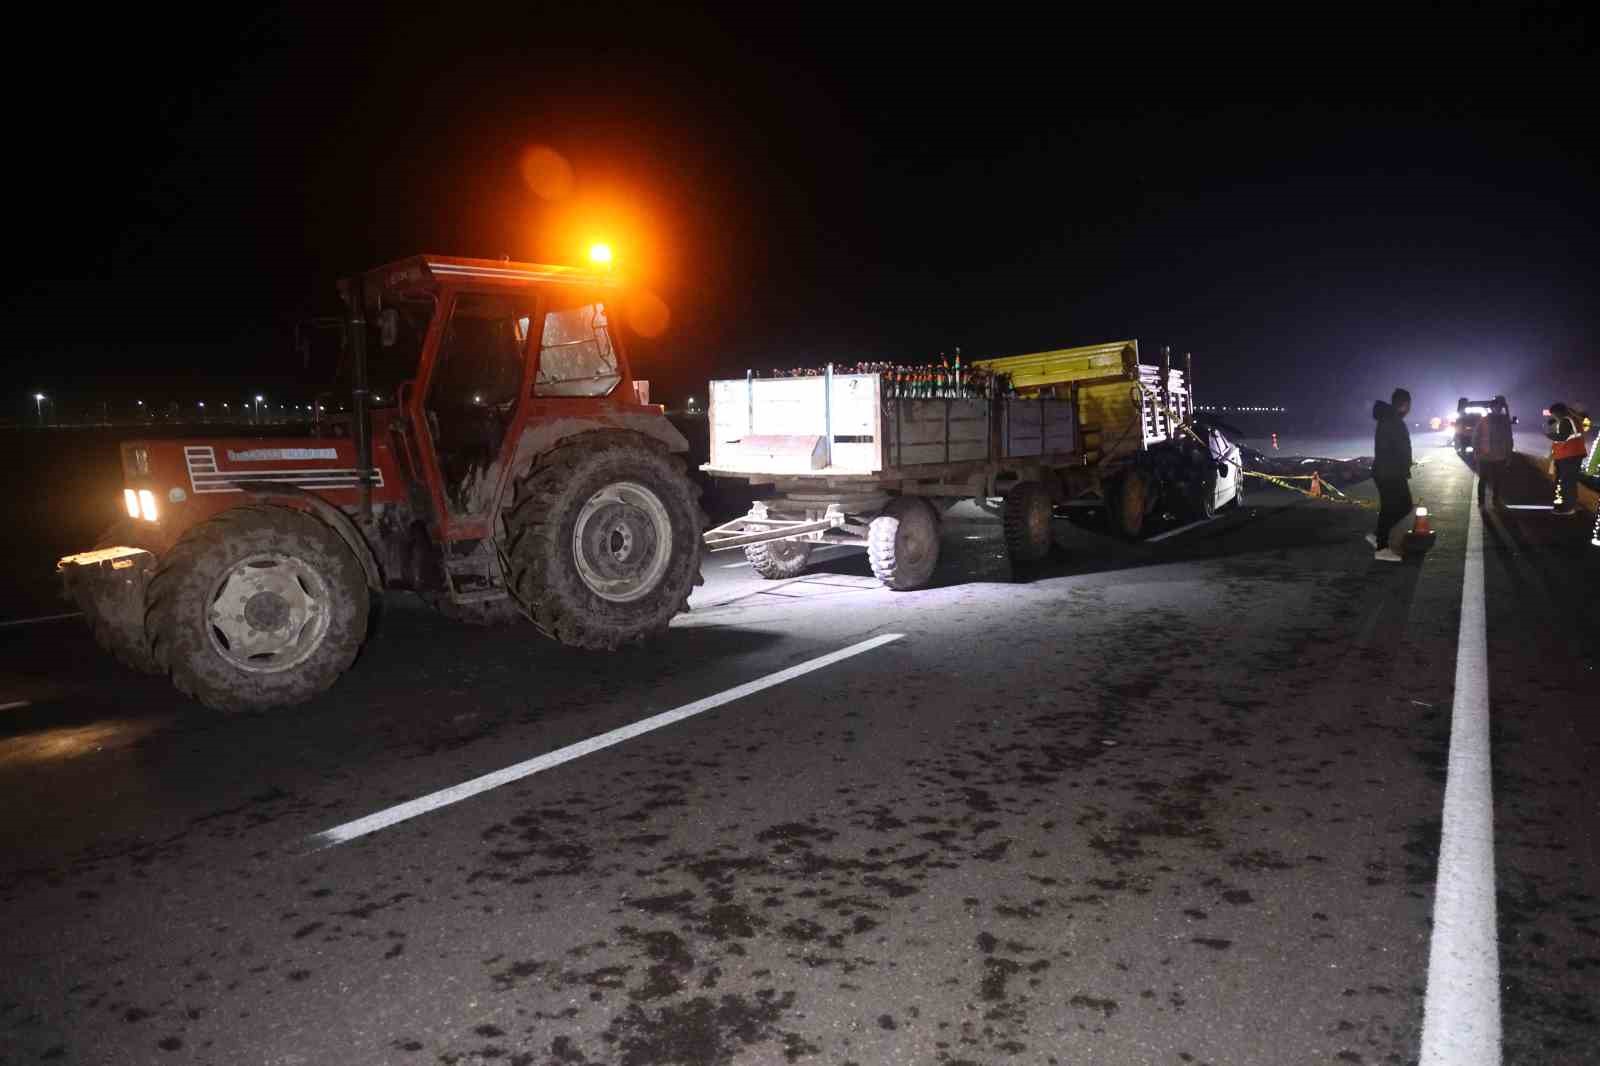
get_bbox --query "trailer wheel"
[744,539,813,580]
[1002,483,1054,563]
[1112,467,1155,540]
[867,497,940,590]
[146,506,371,712]
[74,520,162,674]
[503,433,704,649]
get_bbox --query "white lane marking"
[1502,504,1553,511]
[0,700,31,711]
[1419,475,1501,1066]
[0,612,84,628]
[1146,517,1220,543]
[307,633,905,849]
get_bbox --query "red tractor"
[59,255,705,711]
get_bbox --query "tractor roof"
[362,254,623,297]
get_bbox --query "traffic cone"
[1403,505,1437,556]
[1310,471,1323,498]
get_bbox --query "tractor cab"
[344,255,643,539]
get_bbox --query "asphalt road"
[1,436,1596,1065]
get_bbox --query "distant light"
[473,394,482,404]
[137,400,143,405]
[256,395,264,402]
[198,401,205,408]
[588,243,613,267]
[34,393,44,401]
[1415,507,1429,517]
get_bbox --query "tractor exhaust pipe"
[346,292,374,522]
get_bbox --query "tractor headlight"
[124,489,140,518]
[137,489,158,522]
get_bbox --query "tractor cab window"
[366,298,435,405]
[431,293,527,408]
[424,291,533,516]
[535,300,620,397]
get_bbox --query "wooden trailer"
[701,341,1232,588]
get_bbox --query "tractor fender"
[513,413,689,462]
[236,483,385,592]
[500,413,689,496]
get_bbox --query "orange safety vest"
[1552,416,1587,461]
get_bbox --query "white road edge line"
[1146,516,1219,543]
[1418,475,1501,1066]
[0,700,31,712]
[306,632,905,850]
[1501,504,1553,511]
[0,611,84,628]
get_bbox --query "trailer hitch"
[702,501,848,552]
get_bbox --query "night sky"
[7,3,1595,423]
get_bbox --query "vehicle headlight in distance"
[137,489,158,522]
[124,489,140,518]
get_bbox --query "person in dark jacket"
[1370,388,1413,561]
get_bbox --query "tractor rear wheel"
[744,539,813,580]
[867,497,940,590]
[1002,482,1054,563]
[75,520,162,674]
[147,505,371,712]
[502,434,704,649]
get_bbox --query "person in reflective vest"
[1547,402,1587,516]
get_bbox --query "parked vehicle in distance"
[1450,396,1515,454]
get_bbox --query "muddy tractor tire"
[146,505,371,712]
[867,496,940,590]
[1002,482,1054,564]
[74,520,162,674]
[744,539,814,580]
[502,433,705,649]
[1111,466,1156,540]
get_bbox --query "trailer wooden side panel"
[708,374,883,475]
[882,399,990,467]
[704,374,1079,480]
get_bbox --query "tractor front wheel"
[503,435,704,649]
[147,506,371,712]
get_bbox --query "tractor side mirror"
[379,308,399,348]
[1217,464,1230,479]
[1511,415,1520,425]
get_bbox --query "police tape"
[1243,469,1377,508]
